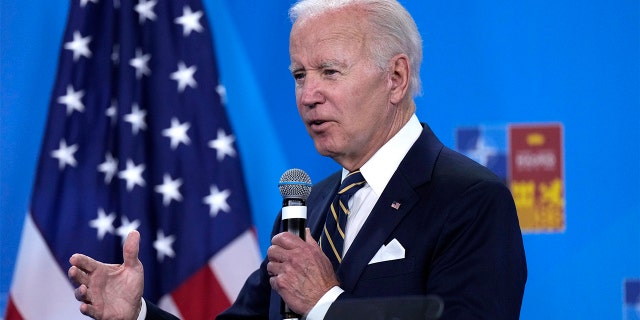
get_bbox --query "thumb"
[123,230,141,267]
[305,228,317,246]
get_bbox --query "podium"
[324,295,444,319]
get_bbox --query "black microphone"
[278,168,312,320]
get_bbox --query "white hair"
[289,0,423,97]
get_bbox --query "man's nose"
[298,76,325,108]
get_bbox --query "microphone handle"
[282,218,306,239]
[281,198,307,240]
[281,198,307,320]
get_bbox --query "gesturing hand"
[68,231,145,320]
[267,228,339,315]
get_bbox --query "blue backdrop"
[1,1,638,319]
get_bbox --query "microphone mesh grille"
[278,168,312,200]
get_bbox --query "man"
[69,0,527,319]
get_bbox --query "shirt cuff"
[136,297,147,320]
[304,286,344,320]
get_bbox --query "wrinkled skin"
[68,231,144,320]
[266,229,339,314]
[289,6,413,172]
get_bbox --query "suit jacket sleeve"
[145,300,179,320]
[426,178,526,319]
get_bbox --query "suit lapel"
[338,172,419,291]
[303,124,444,292]
[337,124,443,292]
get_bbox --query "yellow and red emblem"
[509,124,565,232]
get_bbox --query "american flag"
[5,0,261,319]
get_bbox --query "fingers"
[69,253,99,274]
[268,230,317,282]
[268,273,280,291]
[74,284,100,319]
[68,265,89,286]
[267,241,287,261]
[304,228,317,246]
[268,233,296,264]
[271,231,305,249]
[74,284,89,302]
[123,230,141,267]
[269,229,320,262]
[79,302,97,319]
[266,244,284,277]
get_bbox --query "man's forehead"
[290,25,367,59]
[288,8,369,68]
[289,59,347,72]
[289,33,363,71]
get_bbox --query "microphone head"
[278,168,312,200]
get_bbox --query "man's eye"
[323,69,338,76]
[293,72,305,81]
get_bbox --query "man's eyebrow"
[289,60,347,73]
[319,60,346,69]
[289,64,303,73]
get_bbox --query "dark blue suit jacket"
[149,124,527,319]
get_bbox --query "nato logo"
[455,126,507,182]
[626,279,640,320]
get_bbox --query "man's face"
[289,8,397,170]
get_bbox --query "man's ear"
[388,54,410,104]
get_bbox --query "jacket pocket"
[360,256,416,280]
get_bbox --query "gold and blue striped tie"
[321,170,366,270]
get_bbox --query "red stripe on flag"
[4,296,25,320]
[171,265,231,320]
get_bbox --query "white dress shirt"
[305,114,422,320]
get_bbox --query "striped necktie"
[321,170,366,270]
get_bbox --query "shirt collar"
[342,114,422,196]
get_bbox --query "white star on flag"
[98,152,118,184]
[106,100,118,125]
[209,128,236,161]
[51,139,78,169]
[130,48,151,79]
[170,61,197,92]
[118,159,146,191]
[124,103,147,135]
[155,174,183,206]
[162,118,191,150]
[64,30,92,61]
[89,208,116,240]
[116,216,141,244]
[57,85,85,115]
[174,6,204,36]
[80,0,99,7]
[203,185,231,217]
[153,230,176,261]
[135,0,157,24]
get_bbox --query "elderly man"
[69,0,527,319]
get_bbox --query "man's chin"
[316,149,336,158]
[313,143,339,159]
